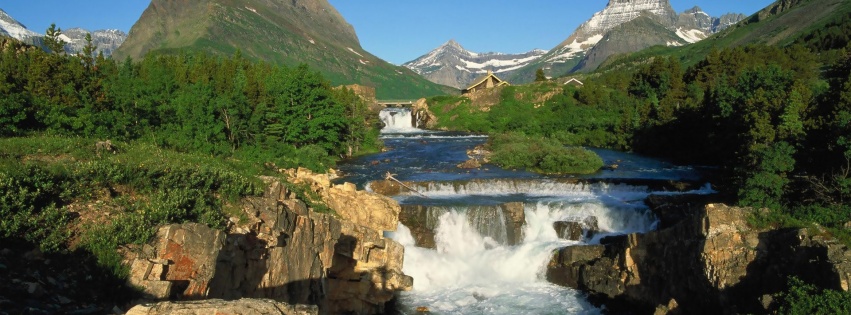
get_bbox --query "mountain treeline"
[0,37,382,170]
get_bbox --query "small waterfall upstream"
[380,108,420,133]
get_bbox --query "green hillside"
[113,0,456,99]
[598,0,851,72]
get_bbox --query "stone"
[125,299,318,315]
[456,159,481,169]
[287,168,401,232]
[26,282,45,297]
[554,221,584,241]
[583,216,600,239]
[500,202,526,245]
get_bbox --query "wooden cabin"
[462,70,509,94]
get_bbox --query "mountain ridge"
[402,39,546,89]
[0,8,126,56]
[403,0,746,87]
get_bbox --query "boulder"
[285,168,401,232]
[554,221,584,241]
[500,202,526,245]
[546,203,851,314]
[125,299,318,315]
[456,159,481,169]
[411,98,438,129]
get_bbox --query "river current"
[334,109,712,314]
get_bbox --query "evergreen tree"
[535,68,547,82]
[43,23,65,54]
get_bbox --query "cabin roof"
[464,70,508,91]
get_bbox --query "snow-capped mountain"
[0,8,41,43]
[63,28,127,57]
[676,7,747,43]
[529,0,746,76]
[403,39,547,89]
[0,8,127,56]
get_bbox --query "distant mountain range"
[402,40,547,89]
[404,0,746,87]
[0,8,127,57]
[112,0,455,99]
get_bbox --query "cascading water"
[387,199,659,314]
[334,130,712,314]
[380,107,420,133]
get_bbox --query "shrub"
[488,132,603,174]
[776,277,851,314]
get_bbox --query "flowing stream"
[336,109,711,314]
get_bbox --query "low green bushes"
[487,132,603,174]
[776,277,851,314]
[0,136,267,277]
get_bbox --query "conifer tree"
[43,23,65,54]
[535,68,547,82]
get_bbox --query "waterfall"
[379,107,420,133]
[387,202,612,314]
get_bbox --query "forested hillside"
[0,37,381,166]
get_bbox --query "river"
[333,108,713,314]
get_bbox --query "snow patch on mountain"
[676,28,707,43]
[0,9,41,41]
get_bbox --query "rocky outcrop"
[398,202,526,249]
[546,202,851,314]
[126,299,318,315]
[126,171,411,315]
[554,216,599,241]
[411,98,438,130]
[285,168,401,231]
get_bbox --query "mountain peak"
[441,39,464,51]
[0,8,42,40]
[403,40,546,89]
[684,6,705,14]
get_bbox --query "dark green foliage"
[427,83,627,149]
[0,164,72,252]
[488,132,603,174]
[535,68,547,82]
[776,277,851,315]
[43,23,64,54]
[0,41,381,171]
[795,11,851,53]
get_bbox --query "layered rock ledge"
[546,195,851,314]
[125,168,411,315]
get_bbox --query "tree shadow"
[0,237,142,314]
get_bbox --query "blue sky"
[3,1,774,65]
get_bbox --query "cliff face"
[546,197,851,314]
[125,170,411,315]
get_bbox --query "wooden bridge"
[376,100,416,108]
